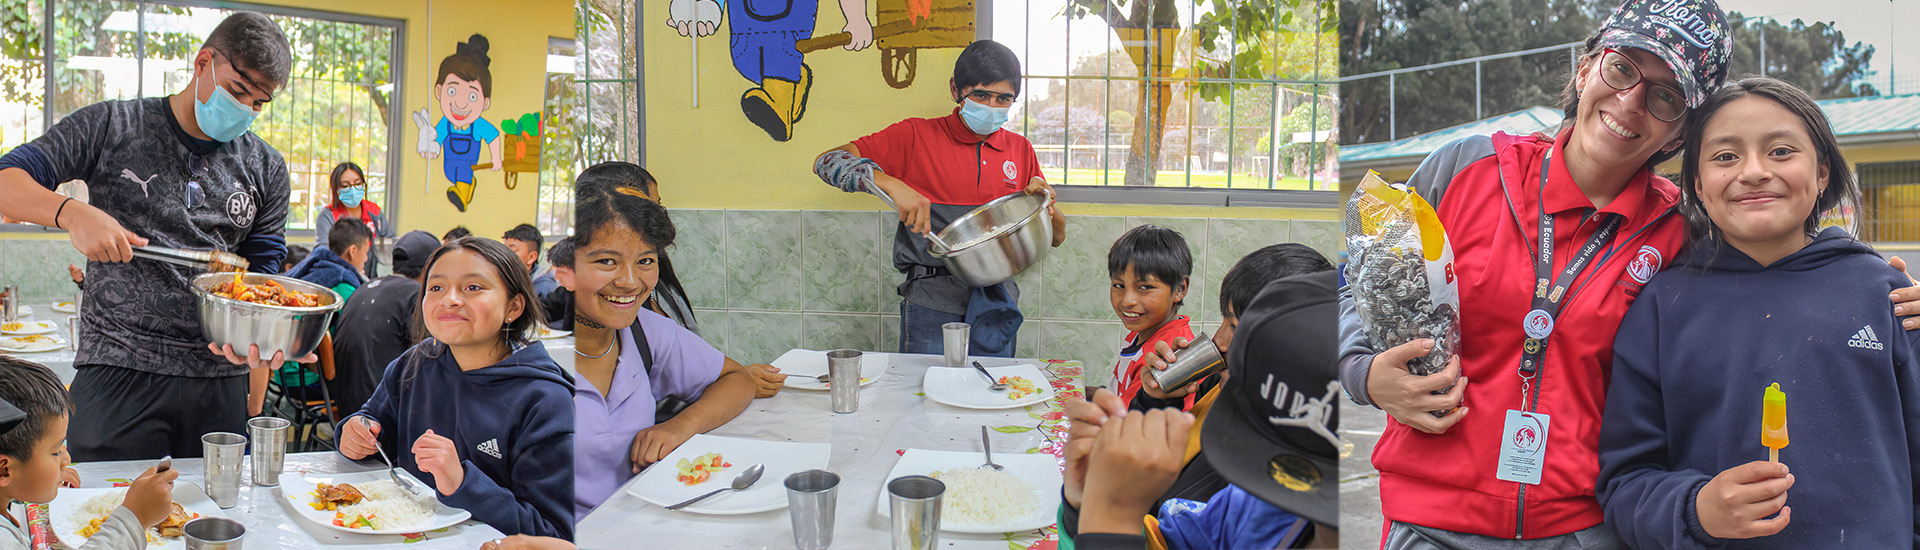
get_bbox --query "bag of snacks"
[1344,171,1460,412]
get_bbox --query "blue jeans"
[900,301,1017,357]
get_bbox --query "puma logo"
[120,169,157,197]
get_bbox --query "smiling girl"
[569,164,755,517]
[1597,77,1920,548]
[337,237,574,539]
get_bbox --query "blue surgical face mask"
[194,62,261,142]
[959,97,1010,136]
[338,186,366,206]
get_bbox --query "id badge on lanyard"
[1497,150,1622,485]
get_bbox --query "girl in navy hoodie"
[1598,77,1920,548]
[338,237,575,539]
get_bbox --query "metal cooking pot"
[870,183,1056,287]
[192,272,343,360]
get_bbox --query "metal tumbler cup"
[942,322,969,367]
[888,475,945,550]
[183,517,245,549]
[247,417,289,486]
[785,469,840,550]
[1148,333,1227,393]
[201,432,246,509]
[827,349,862,414]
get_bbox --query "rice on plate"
[928,468,1038,525]
[320,480,436,531]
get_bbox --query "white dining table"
[574,353,1086,550]
[62,452,506,549]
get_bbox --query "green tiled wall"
[665,208,1342,368]
[0,239,87,304]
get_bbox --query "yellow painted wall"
[638,1,1335,221]
[250,0,575,239]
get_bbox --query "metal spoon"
[361,417,432,499]
[973,361,1008,391]
[666,463,765,510]
[980,426,1003,470]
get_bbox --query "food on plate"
[309,482,365,511]
[73,491,199,544]
[209,273,321,307]
[1,335,57,349]
[997,376,1040,400]
[675,452,732,486]
[1,321,31,332]
[312,479,434,531]
[928,467,1037,525]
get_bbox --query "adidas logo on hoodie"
[477,438,503,459]
[1848,325,1884,350]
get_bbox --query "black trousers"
[68,365,247,462]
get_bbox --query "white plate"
[279,471,472,535]
[921,364,1055,409]
[1,320,57,335]
[625,434,830,514]
[0,335,65,353]
[49,481,224,550]
[772,349,889,391]
[52,302,76,314]
[877,449,1063,534]
[534,326,571,339]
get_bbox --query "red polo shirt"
[852,107,1044,205]
[1372,131,1689,539]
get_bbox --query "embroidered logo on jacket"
[476,438,503,459]
[1848,325,1884,350]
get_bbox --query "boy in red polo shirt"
[813,39,1067,356]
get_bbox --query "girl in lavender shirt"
[569,165,757,515]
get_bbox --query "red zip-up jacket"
[1340,132,1686,539]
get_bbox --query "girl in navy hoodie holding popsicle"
[338,237,575,539]
[1597,77,1920,549]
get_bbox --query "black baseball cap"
[391,230,441,274]
[1201,269,1340,526]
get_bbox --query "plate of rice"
[0,334,64,353]
[626,434,831,514]
[921,364,1055,409]
[772,349,889,391]
[877,449,1062,533]
[48,481,223,549]
[279,471,471,535]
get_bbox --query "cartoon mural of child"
[668,0,873,142]
[416,34,503,212]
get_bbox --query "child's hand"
[340,416,382,460]
[413,429,465,496]
[1062,389,1129,509]
[60,467,81,488]
[746,363,786,398]
[1140,338,1206,400]
[1366,340,1468,434]
[1080,408,1194,534]
[630,422,696,473]
[1697,461,1793,539]
[123,465,178,529]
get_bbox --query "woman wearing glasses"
[314,161,393,276]
[1342,0,1920,546]
[810,39,1066,358]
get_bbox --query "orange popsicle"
[1762,382,1788,462]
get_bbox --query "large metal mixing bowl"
[192,272,344,360]
[929,192,1056,287]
